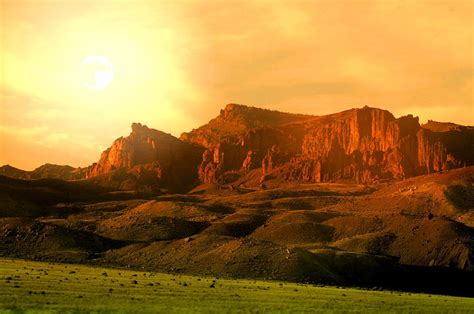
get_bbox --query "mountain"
[181,104,473,186]
[180,103,315,146]
[85,122,203,192]
[422,120,469,132]
[2,105,473,192]
[0,165,27,178]
[0,104,473,296]
[0,164,86,181]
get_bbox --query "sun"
[81,56,114,90]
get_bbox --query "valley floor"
[0,258,472,313]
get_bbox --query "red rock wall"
[193,106,473,185]
[86,123,203,191]
[86,106,473,189]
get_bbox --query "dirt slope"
[0,167,472,295]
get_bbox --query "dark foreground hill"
[0,167,473,296]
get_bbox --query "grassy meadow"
[0,258,472,313]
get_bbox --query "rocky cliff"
[85,123,203,192]
[181,104,474,185]
[2,104,472,190]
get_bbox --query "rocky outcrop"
[288,109,472,183]
[183,105,474,185]
[86,123,203,192]
[288,107,422,182]
[416,126,473,174]
[3,104,471,190]
[198,149,222,184]
[180,103,314,148]
[184,105,311,184]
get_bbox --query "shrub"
[445,184,474,211]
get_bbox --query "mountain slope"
[0,167,473,296]
[85,123,204,192]
[180,103,315,147]
[0,164,86,181]
[2,104,472,191]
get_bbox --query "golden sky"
[1,0,473,170]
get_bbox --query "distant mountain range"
[2,104,473,192]
[0,164,87,181]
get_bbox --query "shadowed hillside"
[0,166,473,296]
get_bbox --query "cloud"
[0,88,106,169]
[0,0,472,169]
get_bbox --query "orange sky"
[1,0,473,170]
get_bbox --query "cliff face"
[180,103,314,148]
[2,104,472,190]
[181,104,310,184]
[289,107,421,182]
[86,123,203,192]
[182,105,474,185]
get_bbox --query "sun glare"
[81,56,114,90]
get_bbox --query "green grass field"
[0,258,472,313]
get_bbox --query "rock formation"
[2,104,472,190]
[85,123,203,192]
[182,104,474,185]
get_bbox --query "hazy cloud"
[1,0,472,169]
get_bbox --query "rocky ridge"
[85,123,203,192]
[0,164,86,181]
[2,104,473,191]
[182,104,473,186]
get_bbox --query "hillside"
[180,103,315,147]
[0,167,473,295]
[0,164,86,181]
[3,259,473,312]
